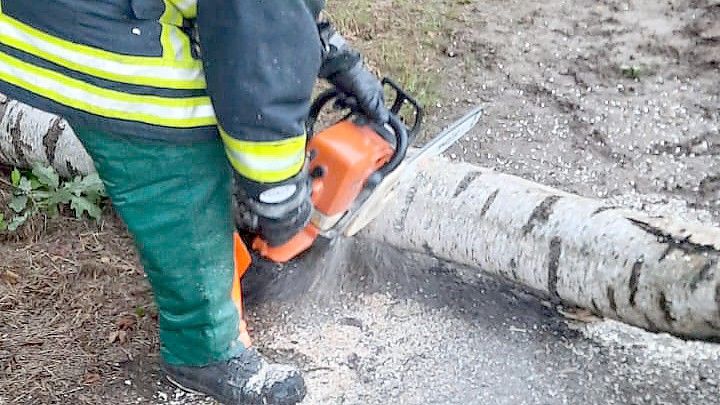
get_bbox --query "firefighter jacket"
[0,0,324,183]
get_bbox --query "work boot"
[163,348,306,405]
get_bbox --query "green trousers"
[75,128,245,366]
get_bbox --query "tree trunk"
[5,92,720,340]
[0,94,94,177]
[361,158,720,341]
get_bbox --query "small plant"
[4,164,106,231]
[621,64,643,80]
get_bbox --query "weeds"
[326,0,461,109]
[2,164,106,232]
[620,64,645,80]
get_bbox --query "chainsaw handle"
[306,86,410,178]
[306,88,341,137]
[379,114,408,176]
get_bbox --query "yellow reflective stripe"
[160,0,194,62]
[0,15,204,89]
[219,127,307,183]
[0,51,216,128]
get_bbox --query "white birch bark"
[0,94,94,177]
[362,158,720,340]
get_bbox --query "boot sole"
[165,374,208,396]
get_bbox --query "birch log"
[5,92,720,340]
[0,94,94,177]
[362,158,720,340]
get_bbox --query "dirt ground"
[1,0,719,404]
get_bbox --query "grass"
[324,0,465,109]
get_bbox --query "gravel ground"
[246,241,720,405]
[433,0,719,224]
[112,240,720,405]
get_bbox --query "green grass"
[325,0,463,109]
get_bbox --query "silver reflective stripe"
[171,0,197,15]
[167,26,187,60]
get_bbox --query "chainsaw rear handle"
[307,77,423,139]
[306,78,423,179]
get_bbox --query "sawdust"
[251,293,466,404]
[580,319,720,364]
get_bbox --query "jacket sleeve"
[197,0,323,184]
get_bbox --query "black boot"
[163,348,306,404]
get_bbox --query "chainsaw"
[246,78,482,264]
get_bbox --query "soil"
[1,0,719,404]
[433,0,720,224]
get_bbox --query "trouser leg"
[74,128,249,366]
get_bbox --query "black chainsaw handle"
[306,77,424,177]
[305,88,408,177]
[306,79,423,140]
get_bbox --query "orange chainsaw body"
[252,120,394,263]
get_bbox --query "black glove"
[233,168,312,247]
[318,22,389,124]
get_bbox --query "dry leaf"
[82,372,102,385]
[116,315,136,331]
[1,270,21,284]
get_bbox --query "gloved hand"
[318,22,389,124]
[233,168,312,247]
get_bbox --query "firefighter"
[0,1,388,403]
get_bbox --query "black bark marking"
[592,206,619,216]
[591,299,601,314]
[9,110,28,164]
[690,258,718,292]
[628,218,720,258]
[607,286,618,313]
[705,320,720,331]
[715,283,720,318]
[43,117,64,165]
[422,242,437,258]
[659,292,676,325]
[65,161,80,178]
[644,314,659,332]
[395,186,418,232]
[658,245,673,262]
[453,171,483,198]
[547,237,562,300]
[522,195,561,235]
[479,189,499,218]
[509,258,518,279]
[628,258,644,307]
